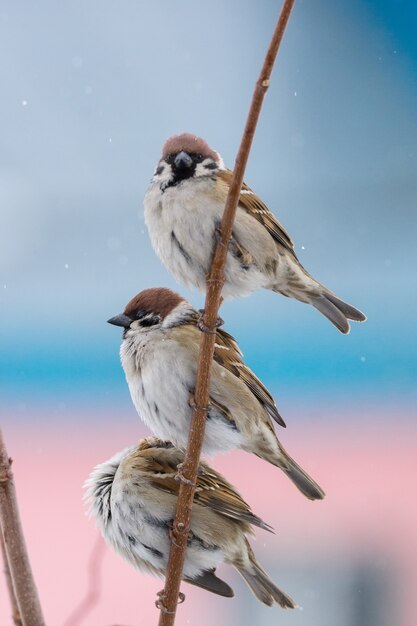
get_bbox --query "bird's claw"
[214,225,226,246]
[155,590,185,613]
[175,462,197,488]
[197,309,224,334]
[188,393,209,414]
[168,521,181,548]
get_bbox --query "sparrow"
[108,287,325,501]
[84,437,297,608]
[144,132,366,334]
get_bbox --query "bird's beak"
[174,151,193,170]
[107,313,132,328]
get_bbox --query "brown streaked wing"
[217,169,296,256]
[176,322,285,427]
[140,446,272,531]
[195,465,273,532]
[213,328,286,427]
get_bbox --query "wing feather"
[173,324,285,427]
[137,442,273,532]
[213,328,285,427]
[217,169,296,256]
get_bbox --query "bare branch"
[0,528,23,626]
[156,2,296,624]
[63,534,106,626]
[0,429,45,626]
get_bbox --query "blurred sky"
[1,0,417,421]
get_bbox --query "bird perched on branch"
[108,287,324,501]
[144,133,366,334]
[85,437,296,608]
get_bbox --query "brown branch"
[0,528,23,626]
[0,429,45,626]
[63,534,106,626]
[157,1,296,624]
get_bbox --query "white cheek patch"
[195,162,210,178]
[195,156,223,178]
[153,162,173,185]
[130,320,142,330]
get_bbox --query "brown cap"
[162,133,219,162]
[124,288,185,319]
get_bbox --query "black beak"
[107,313,132,328]
[174,151,193,170]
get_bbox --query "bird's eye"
[139,313,161,328]
[165,154,175,164]
[194,153,204,163]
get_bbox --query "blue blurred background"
[1,0,416,418]
[1,0,416,416]
[0,1,416,625]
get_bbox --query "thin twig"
[156,1,295,624]
[0,527,23,625]
[0,429,46,626]
[63,534,106,626]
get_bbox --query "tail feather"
[257,441,325,500]
[324,292,367,322]
[282,453,325,500]
[270,447,325,501]
[312,291,366,334]
[236,542,297,608]
[186,569,234,598]
[311,294,350,333]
